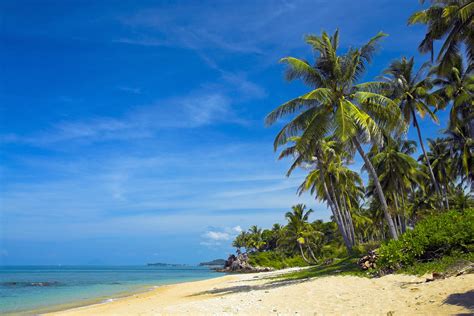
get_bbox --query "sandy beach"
[46,268,473,315]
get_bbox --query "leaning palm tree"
[382,57,446,208]
[280,136,355,251]
[266,30,400,239]
[408,0,474,73]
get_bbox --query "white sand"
[46,268,473,315]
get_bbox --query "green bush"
[321,243,347,259]
[248,251,308,269]
[377,209,474,271]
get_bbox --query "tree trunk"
[412,112,444,209]
[298,243,311,264]
[307,245,318,263]
[443,178,450,209]
[328,176,353,250]
[322,177,352,250]
[400,191,407,233]
[316,159,353,252]
[341,196,356,246]
[353,136,398,239]
[392,192,403,235]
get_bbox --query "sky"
[0,0,449,265]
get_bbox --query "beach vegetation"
[377,209,474,271]
[229,0,473,276]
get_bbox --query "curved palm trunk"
[341,196,356,246]
[298,243,311,264]
[328,177,354,250]
[443,177,450,209]
[392,192,403,235]
[307,245,318,263]
[400,191,408,232]
[316,158,353,252]
[353,136,398,239]
[412,112,445,209]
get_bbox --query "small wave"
[101,298,116,304]
[0,281,60,287]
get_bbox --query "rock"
[214,252,274,273]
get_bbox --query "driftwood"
[358,250,378,270]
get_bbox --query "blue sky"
[0,0,448,265]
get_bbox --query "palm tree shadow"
[188,277,311,297]
[443,290,474,313]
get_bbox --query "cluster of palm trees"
[232,1,472,260]
[232,205,334,264]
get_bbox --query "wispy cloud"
[115,0,425,71]
[1,90,247,146]
[200,225,243,247]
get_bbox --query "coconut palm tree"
[282,204,320,263]
[382,57,446,208]
[424,138,455,208]
[369,138,424,232]
[232,231,249,252]
[445,124,474,187]
[246,226,266,252]
[266,30,401,239]
[449,186,474,210]
[431,53,474,136]
[408,0,474,73]
[280,136,355,251]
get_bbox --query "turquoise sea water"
[0,265,220,315]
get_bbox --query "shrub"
[377,209,474,271]
[248,251,308,269]
[321,243,347,259]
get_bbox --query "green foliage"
[398,252,474,276]
[248,251,309,269]
[320,244,347,259]
[377,209,474,271]
[278,256,367,280]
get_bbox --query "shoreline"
[44,268,473,315]
[8,271,223,316]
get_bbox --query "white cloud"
[232,226,242,233]
[1,92,241,146]
[202,231,230,241]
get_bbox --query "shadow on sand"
[443,290,474,313]
[188,277,310,297]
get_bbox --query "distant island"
[146,263,188,267]
[199,259,226,267]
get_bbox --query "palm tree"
[424,138,455,208]
[408,0,474,73]
[445,125,474,187]
[369,137,424,233]
[280,136,355,251]
[431,53,474,137]
[247,226,265,252]
[282,204,320,263]
[449,186,474,210]
[382,57,446,208]
[266,30,400,239]
[232,231,249,252]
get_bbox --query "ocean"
[0,265,220,315]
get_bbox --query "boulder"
[215,252,274,273]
